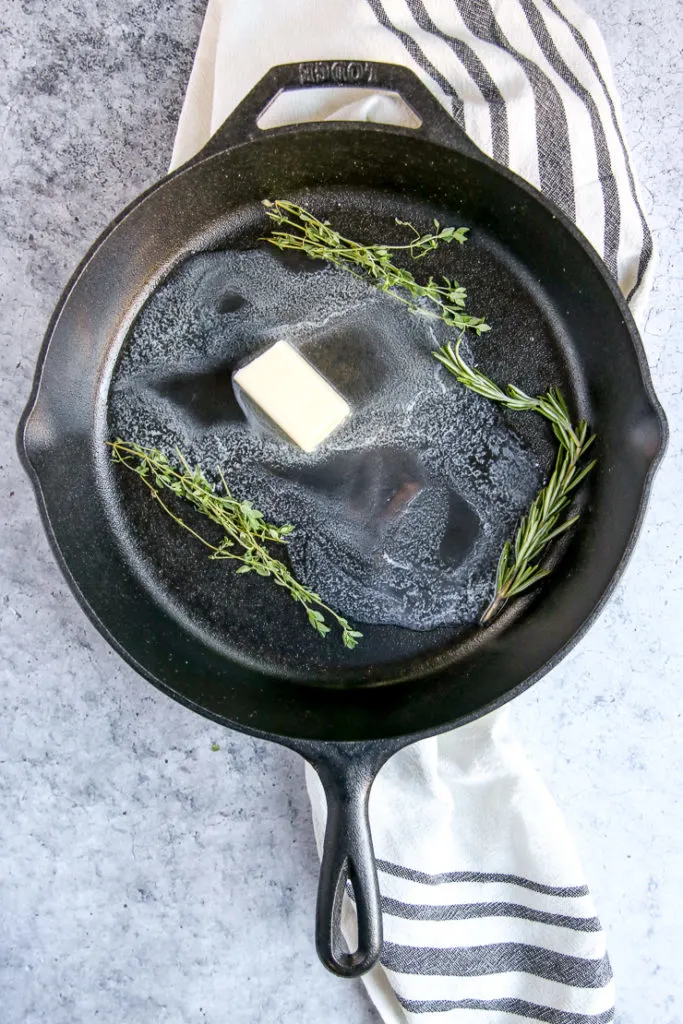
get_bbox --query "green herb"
[263,202,597,623]
[262,199,490,335]
[434,337,596,623]
[211,742,220,752]
[109,439,363,649]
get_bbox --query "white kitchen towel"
[307,713,614,1024]
[172,0,654,325]
[170,1,654,1020]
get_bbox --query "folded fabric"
[171,2,654,1020]
[172,0,653,325]
[307,712,613,1024]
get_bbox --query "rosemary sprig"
[434,337,596,623]
[109,439,363,649]
[263,203,597,623]
[262,199,490,335]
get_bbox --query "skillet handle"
[294,740,397,978]
[195,60,482,159]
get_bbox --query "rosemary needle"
[262,202,597,624]
[109,439,363,649]
[434,337,596,623]
[111,210,596,638]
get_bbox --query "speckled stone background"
[1,2,681,1022]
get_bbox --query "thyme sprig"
[262,199,490,335]
[109,439,363,649]
[262,202,596,624]
[434,338,596,623]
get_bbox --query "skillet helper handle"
[195,60,482,157]
[301,741,393,978]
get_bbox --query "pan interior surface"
[106,188,579,678]
[22,128,664,741]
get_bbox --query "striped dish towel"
[307,712,614,1023]
[171,1,653,1020]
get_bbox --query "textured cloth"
[172,0,653,323]
[171,1,654,1020]
[307,713,614,1024]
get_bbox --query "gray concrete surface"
[1,1,681,1021]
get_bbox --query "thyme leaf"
[262,202,597,625]
[109,439,363,649]
[262,199,490,335]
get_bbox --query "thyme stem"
[262,203,597,624]
[261,200,490,335]
[109,440,363,649]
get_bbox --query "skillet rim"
[17,118,668,746]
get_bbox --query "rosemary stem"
[480,592,508,625]
[261,203,596,625]
[432,337,595,624]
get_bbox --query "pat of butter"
[233,340,350,452]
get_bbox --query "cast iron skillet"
[18,61,666,978]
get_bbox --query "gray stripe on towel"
[381,940,613,988]
[365,0,466,127]
[397,995,615,1022]
[376,860,590,897]
[381,895,602,931]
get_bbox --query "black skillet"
[18,61,666,978]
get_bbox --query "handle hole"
[256,87,422,130]
[331,860,362,962]
[342,873,360,957]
